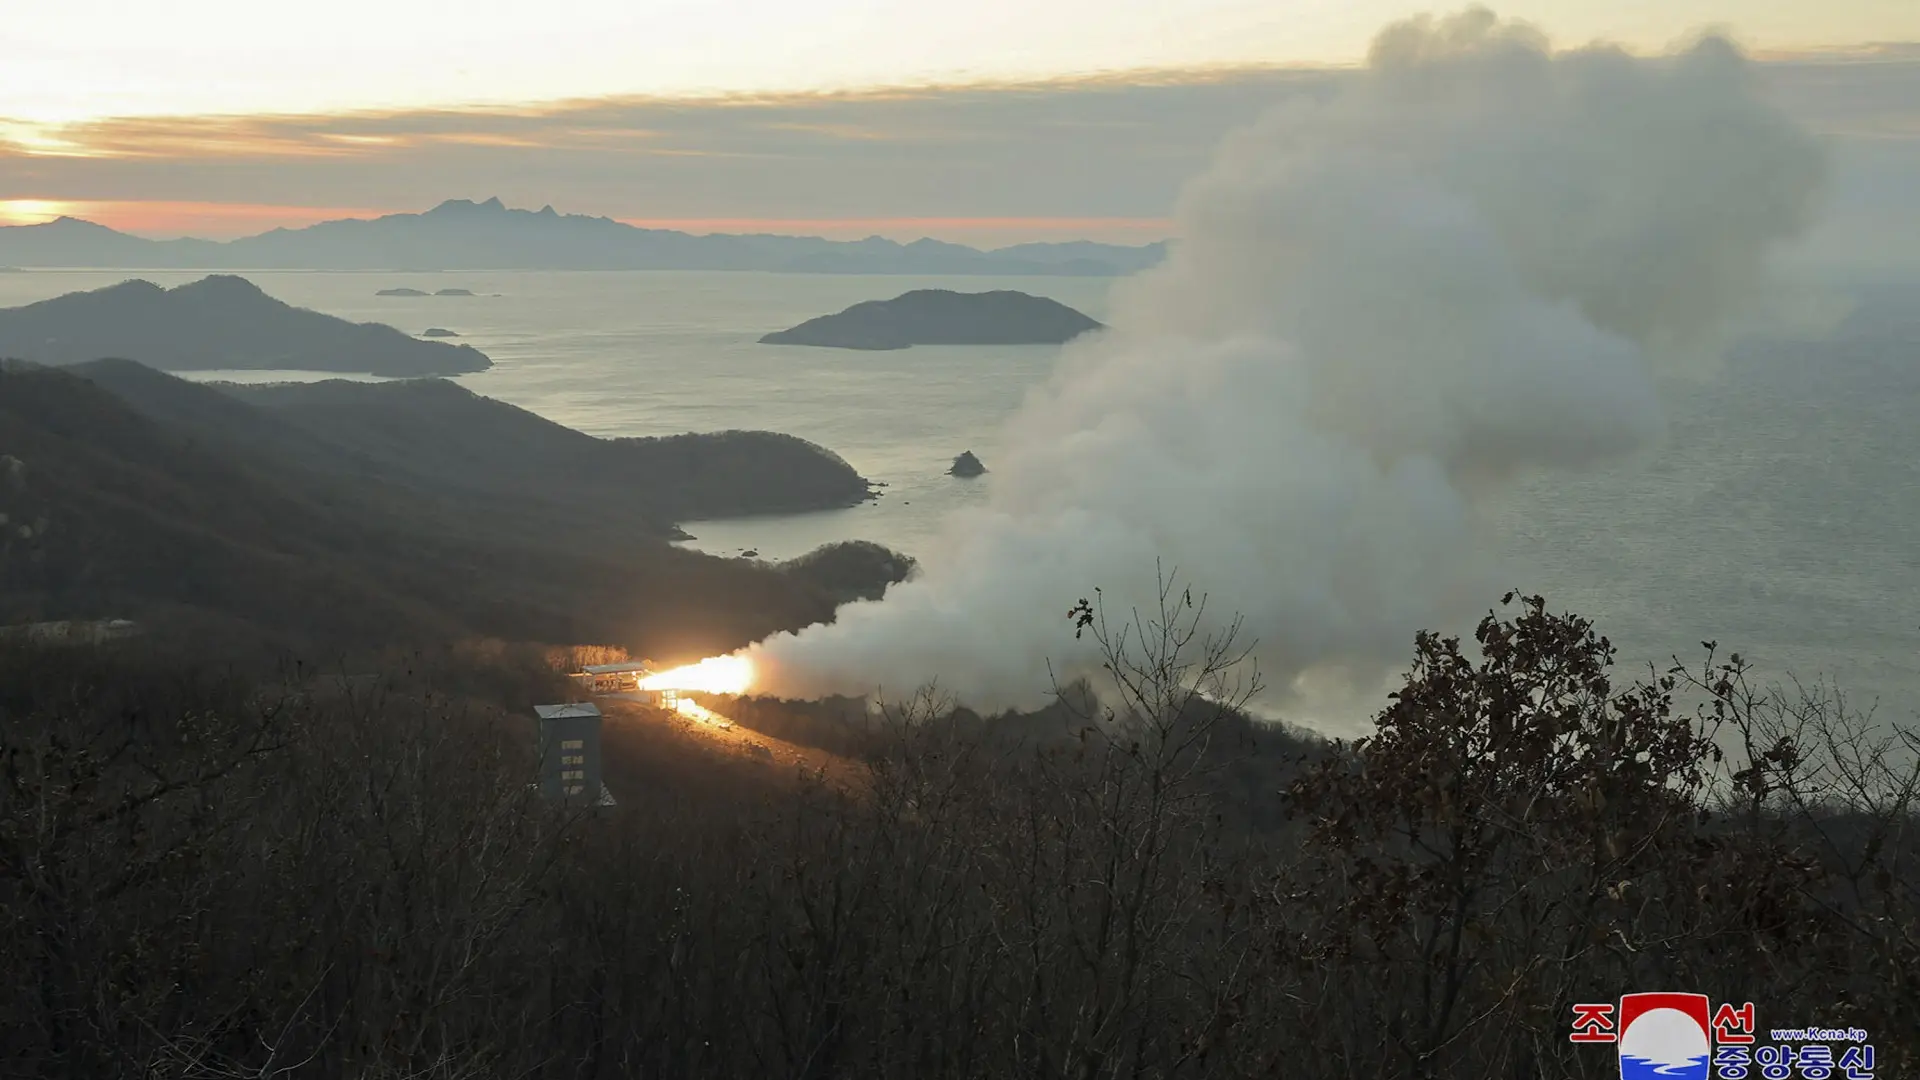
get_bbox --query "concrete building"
[569,661,679,708]
[534,703,614,807]
[572,661,654,695]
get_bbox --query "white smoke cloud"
[744,8,1826,718]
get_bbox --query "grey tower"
[535,703,606,805]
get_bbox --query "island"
[759,289,1103,351]
[435,288,475,297]
[949,451,987,478]
[376,287,428,296]
[0,276,492,376]
[421,328,459,337]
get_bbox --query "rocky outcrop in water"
[949,451,987,478]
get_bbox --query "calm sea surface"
[3,268,1915,716]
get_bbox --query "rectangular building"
[578,661,656,694]
[534,703,608,805]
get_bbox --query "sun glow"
[0,199,74,226]
[639,655,753,696]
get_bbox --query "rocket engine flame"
[673,697,734,727]
[638,655,754,696]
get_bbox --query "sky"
[2,2,1917,245]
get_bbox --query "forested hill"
[0,361,888,657]
[0,276,490,376]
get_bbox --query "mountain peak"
[426,196,511,216]
[171,274,268,298]
[98,278,166,295]
[37,215,122,233]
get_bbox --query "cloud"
[0,51,1909,244]
[739,11,1827,718]
[0,71,1310,239]
[0,199,391,234]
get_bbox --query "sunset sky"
[2,1,1916,244]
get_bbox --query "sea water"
[2,267,1915,717]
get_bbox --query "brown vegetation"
[2,584,1913,1079]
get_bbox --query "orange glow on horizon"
[0,198,1172,244]
[0,199,392,238]
[616,215,1173,240]
[0,200,77,227]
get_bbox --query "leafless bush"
[1,589,1913,1080]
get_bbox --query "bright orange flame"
[638,655,752,696]
[673,697,733,727]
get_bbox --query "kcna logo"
[1569,992,1875,1080]
[1577,993,1716,1079]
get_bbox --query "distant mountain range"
[0,197,1169,276]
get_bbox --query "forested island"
[761,289,1103,350]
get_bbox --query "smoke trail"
[746,9,1825,717]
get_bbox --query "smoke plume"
[745,9,1825,717]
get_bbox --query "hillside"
[0,366,469,647]
[0,363,873,658]
[777,539,917,602]
[0,275,489,375]
[7,595,1909,1080]
[0,198,1168,275]
[761,289,1104,350]
[219,375,878,521]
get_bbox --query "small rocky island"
[376,287,428,296]
[421,328,459,337]
[0,276,491,376]
[949,451,987,477]
[435,288,475,297]
[761,289,1103,351]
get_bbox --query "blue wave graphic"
[1619,1053,1708,1079]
